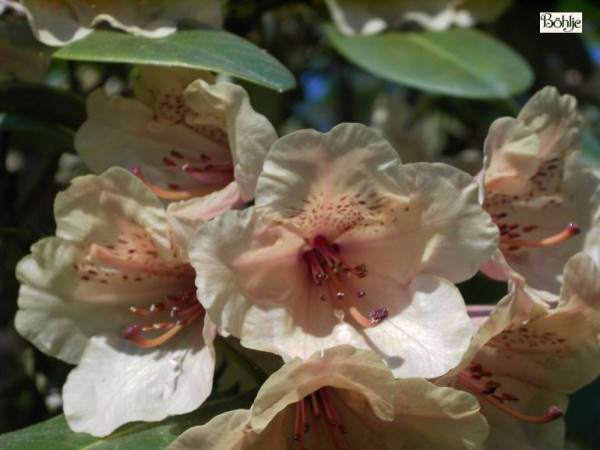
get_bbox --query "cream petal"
[183,80,277,201]
[344,162,498,284]
[258,123,496,284]
[166,182,243,260]
[133,65,215,108]
[168,410,253,450]
[516,86,582,165]
[256,122,409,241]
[64,318,216,437]
[478,253,600,394]
[360,274,472,378]
[377,379,488,450]
[240,273,471,379]
[483,117,540,196]
[482,166,600,299]
[190,208,304,339]
[75,89,229,195]
[172,350,485,449]
[480,87,598,299]
[15,236,195,364]
[250,346,395,432]
[15,169,195,363]
[192,186,473,377]
[54,168,176,259]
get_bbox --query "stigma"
[130,150,234,200]
[303,235,388,328]
[122,289,204,347]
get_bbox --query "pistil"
[303,235,386,328]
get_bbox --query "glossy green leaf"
[0,391,255,450]
[53,30,296,92]
[326,26,533,99]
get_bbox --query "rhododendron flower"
[480,86,600,301]
[189,123,499,378]
[21,0,224,46]
[169,346,489,450]
[75,65,276,221]
[15,168,216,436]
[443,253,600,450]
[324,0,511,35]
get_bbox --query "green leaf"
[0,82,86,129]
[0,391,256,450]
[326,26,533,99]
[53,30,296,93]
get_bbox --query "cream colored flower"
[480,87,600,302]
[189,123,498,378]
[75,65,277,220]
[15,168,216,436]
[169,346,489,450]
[21,0,224,46]
[443,253,600,449]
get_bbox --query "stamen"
[457,364,563,424]
[481,395,563,424]
[122,290,203,348]
[130,166,229,201]
[501,223,580,248]
[121,322,184,347]
[294,388,347,450]
[304,235,387,329]
[326,267,382,329]
[182,164,234,184]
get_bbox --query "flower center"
[303,235,388,328]
[131,150,234,200]
[122,289,204,347]
[491,213,581,252]
[293,387,348,450]
[457,362,563,424]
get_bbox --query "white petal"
[64,318,216,437]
